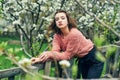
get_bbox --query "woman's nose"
[58,19,62,23]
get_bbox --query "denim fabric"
[77,46,104,79]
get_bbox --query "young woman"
[31,10,104,79]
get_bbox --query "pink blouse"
[51,28,94,60]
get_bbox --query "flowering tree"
[1,0,63,57]
[0,0,120,77]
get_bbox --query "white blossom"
[14,12,20,16]
[33,24,36,28]
[81,0,87,4]
[7,0,16,4]
[19,48,23,51]
[37,0,42,4]
[97,1,100,5]
[42,17,52,22]
[86,14,91,19]
[105,1,109,4]
[18,58,31,67]
[97,13,101,18]
[14,48,22,53]
[88,22,94,27]
[21,0,28,3]
[88,3,92,8]
[59,60,70,68]
[4,7,9,13]
[37,34,44,39]
[31,3,38,8]
[49,7,54,12]
[12,19,21,25]
[3,28,8,32]
[79,16,86,22]
[43,30,47,33]
[48,37,52,42]
[84,21,88,25]
[20,9,26,14]
[7,25,15,32]
[18,58,39,72]
[43,0,47,3]
[21,25,25,28]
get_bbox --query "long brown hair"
[48,9,77,34]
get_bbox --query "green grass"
[0,35,20,41]
[0,56,13,69]
[0,36,23,69]
[0,36,48,69]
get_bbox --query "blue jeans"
[77,46,104,79]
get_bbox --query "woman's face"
[55,12,68,29]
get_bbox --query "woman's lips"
[58,24,62,26]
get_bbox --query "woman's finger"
[31,58,36,61]
[31,58,40,64]
[39,54,48,62]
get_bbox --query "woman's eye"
[55,18,59,21]
[61,17,65,20]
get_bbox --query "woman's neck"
[60,27,70,36]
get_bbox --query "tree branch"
[20,30,32,58]
[74,0,120,38]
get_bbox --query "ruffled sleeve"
[52,34,61,52]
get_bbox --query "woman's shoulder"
[70,28,82,37]
[53,33,62,39]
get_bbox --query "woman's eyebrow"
[61,16,65,17]
[55,15,65,19]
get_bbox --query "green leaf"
[0,42,8,48]
[96,51,106,62]
[106,46,116,58]
[94,35,106,47]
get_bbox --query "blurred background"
[0,0,120,80]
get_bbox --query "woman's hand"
[39,51,52,62]
[31,51,52,64]
[31,57,41,64]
